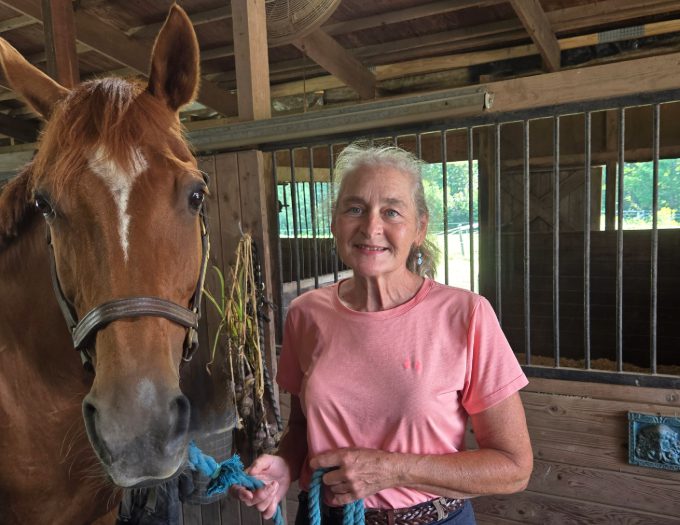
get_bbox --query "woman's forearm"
[390,448,532,499]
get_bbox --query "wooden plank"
[0,14,34,33]
[509,0,560,71]
[487,51,680,114]
[0,113,38,143]
[293,29,375,100]
[201,501,222,525]
[236,150,278,383]
[128,6,232,39]
[0,0,237,115]
[231,0,270,120]
[529,426,680,481]
[220,492,242,524]
[529,459,680,516]
[323,0,505,36]
[524,377,680,406]
[473,491,679,524]
[475,514,524,525]
[41,0,79,87]
[182,502,203,525]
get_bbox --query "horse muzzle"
[82,390,190,487]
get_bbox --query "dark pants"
[294,493,476,525]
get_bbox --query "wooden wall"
[472,378,680,524]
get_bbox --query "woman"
[233,145,533,525]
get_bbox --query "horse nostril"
[82,396,113,465]
[166,394,190,452]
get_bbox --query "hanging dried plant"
[204,233,281,455]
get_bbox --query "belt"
[324,497,465,525]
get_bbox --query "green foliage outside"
[604,159,680,229]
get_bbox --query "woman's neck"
[338,269,424,312]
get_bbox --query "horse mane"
[0,167,35,252]
[32,77,199,196]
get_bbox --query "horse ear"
[147,4,200,112]
[0,38,70,119]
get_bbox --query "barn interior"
[0,0,679,524]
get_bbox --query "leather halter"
[47,207,210,370]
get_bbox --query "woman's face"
[331,165,426,280]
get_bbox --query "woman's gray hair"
[332,143,439,278]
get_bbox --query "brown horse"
[0,6,230,524]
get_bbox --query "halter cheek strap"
[46,208,210,370]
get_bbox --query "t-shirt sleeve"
[276,306,303,395]
[461,296,528,414]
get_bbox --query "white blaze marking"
[89,147,148,262]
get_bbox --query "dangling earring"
[417,250,423,267]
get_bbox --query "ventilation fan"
[266,0,342,46]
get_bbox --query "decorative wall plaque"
[628,412,680,471]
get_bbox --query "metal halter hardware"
[47,208,210,370]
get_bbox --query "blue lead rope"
[187,441,284,525]
[188,442,364,525]
[309,469,364,525]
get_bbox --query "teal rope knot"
[187,441,284,525]
[309,468,365,525]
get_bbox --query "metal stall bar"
[616,109,625,372]
[468,127,475,292]
[442,131,449,285]
[650,104,660,374]
[308,147,319,288]
[289,148,301,296]
[523,120,531,364]
[553,116,561,368]
[416,133,422,160]
[272,152,285,342]
[329,144,339,283]
[495,123,502,322]
[584,112,592,369]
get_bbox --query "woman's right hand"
[230,454,292,520]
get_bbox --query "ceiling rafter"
[509,0,560,71]
[0,0,237,116]
[292,29,375,100]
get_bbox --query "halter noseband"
[47,208,210,370]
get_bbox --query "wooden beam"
[323,0,506,36]
[486,51,680,114]
[0,14,34,33]
[41,0,79,88]
[268,16,680,99]
[0,113,38,142]
[293,30,375,100]
[0,0,237,116]
[127,6,231,39]
[231,0,270,120]
[509,0,560,71]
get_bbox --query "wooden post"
[41,0,79,88]
[232,0,271,120]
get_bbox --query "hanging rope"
[188,442,284,525]
[188,443,365,525]
[308,469,365,525]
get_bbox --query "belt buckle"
[431,498,447,521]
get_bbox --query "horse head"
[0,6,207,488]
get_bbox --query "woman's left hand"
[309,447,400,506]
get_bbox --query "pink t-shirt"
[277,279,528,509]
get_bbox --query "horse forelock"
[30,76,194,197]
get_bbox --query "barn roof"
[0,0,678,146]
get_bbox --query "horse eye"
[34,195,54,217]
[189,189,205,211]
